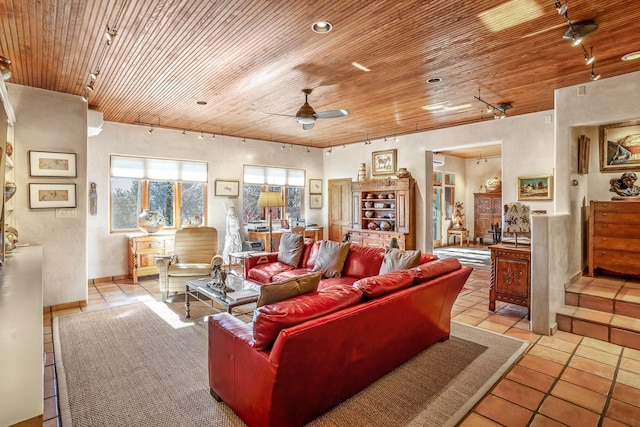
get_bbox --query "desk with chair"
[248,227,323,252]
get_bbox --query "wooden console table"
[489,243,531,318]
[127,231,175,283]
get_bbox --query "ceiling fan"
[270,88,349,130]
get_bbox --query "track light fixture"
[474,90,512,120]
[80,0,129,102]
[556,2,601,81]
[242,138,246,143]
[199,131,204,139]
[211,133,216,139]
[394,135,399,143]
[148,127,154,134]
[182,129,186,136]
[307,145,311,153]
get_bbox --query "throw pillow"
[256,271,322,307]
[311,240,351,278]
[379,247,421,274]
[277,232,305,267]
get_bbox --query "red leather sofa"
[243,240,438,286]
[208,251,472,427]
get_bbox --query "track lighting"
[212,134,216,139]
[554,0,568,17]
[199,131,204,139]
[85,82,94,91]
[242,138,246,143]
[182,129,186,136]
[474,90,512,120]
[394,135,399,143]
[281,144,286,150]
[343,144,347,149]
[326,147,332,155]
[306,146,311,153]
[148,127,154,134]
[557,5,601,82]
[290,144,294,149]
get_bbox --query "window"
[110,156,208,232]
[243,165,305,224]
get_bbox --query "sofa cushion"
[251,284,363,350]
[342,245,385,279]
[277,233,305,267]
[312,241,350,278]
[410,257,462,284]
[257,271,322,307]
[353,270,415,299]
[304,241,321,269]
[379,247,422,274]
[247,261,296,284]
[419,253,439,264]
[272,268,314,282]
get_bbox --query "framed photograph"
[29,183,77,209]
[517,175,553,201]
[599,120,640,172]
[214,179,239,197]
[29,150,77,178]
[309,179,322,194]
[309,194,323,209]
[372,149,397,176]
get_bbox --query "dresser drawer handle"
[603,224,607,228]
[602,213,607,216]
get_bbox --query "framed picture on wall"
[372,149,397,176]
[309,179,322,194]
[517,175,553,201]
[599,120,640,172]
[309,194,323,209]
[29,150,77,177]
[214,179,239,197]
[29,183,77,209]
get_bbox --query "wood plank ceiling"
[1,0,640,150]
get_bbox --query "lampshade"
[257,191,284,208]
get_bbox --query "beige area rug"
[54,301,528,427]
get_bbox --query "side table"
[447,229,470,247]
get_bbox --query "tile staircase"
[556,275,640,350]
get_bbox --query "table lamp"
[257,191,285,252]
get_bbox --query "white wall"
[323,111,555,253]
[87,122,325,279]
[7,84,87,306]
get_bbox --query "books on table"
[226,289,259,303]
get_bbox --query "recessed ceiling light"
[311,21,332,34]
[196,100,207,105]
[622,51,640,61]
[426,77,443,84]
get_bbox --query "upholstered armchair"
[155,227,218,300]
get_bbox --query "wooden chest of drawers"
[588,201,640,277]
[127,232,175,283]
[349,230,406,249]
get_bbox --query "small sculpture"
[609,172,640,198]
[451,201,465,230]
[222,205,242,264]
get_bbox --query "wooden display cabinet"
[489,243,531,318]
[127,232,175,283]
[350,178,415,249]
[474,192,502,244]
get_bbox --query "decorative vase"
[137,209,165,234]
[4,182,16,202]
[368,222,378,230]
[380,221,392,231]
[365,201,374,208]
[365,210,374,218]
[396,168,411,178]
[357,163,366,181]
[485,177,502,192]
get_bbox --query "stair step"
[557,305,640,350]
[565,279,640,320]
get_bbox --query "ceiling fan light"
[296,117,315,125]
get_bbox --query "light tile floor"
[42,259,640,426]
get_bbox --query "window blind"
[111,155,208,182]
[243,165,304,187]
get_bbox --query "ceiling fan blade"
[302,122,315,130]
[316,109,350,119]
[263,112,297,118]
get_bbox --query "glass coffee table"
[185,274,259,318]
